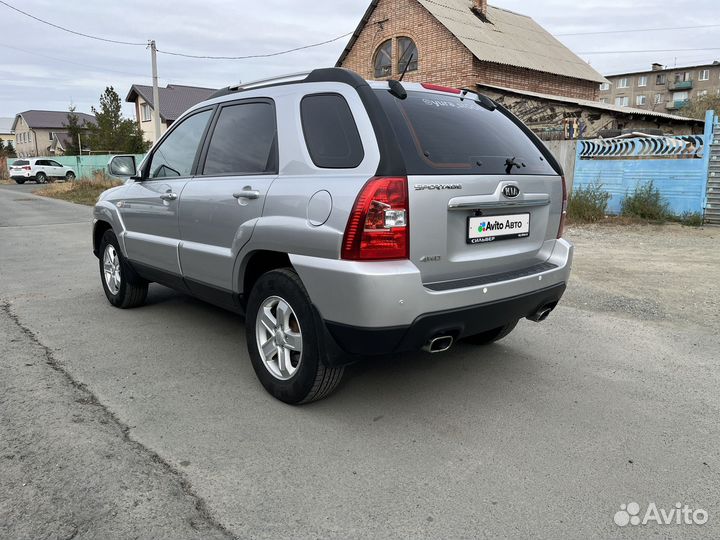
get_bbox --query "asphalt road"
[1,183,718,539]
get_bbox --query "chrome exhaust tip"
[527,304,554,323]
[423,335,454,354]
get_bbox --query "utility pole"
[149,40,162,143]
[78,133,82,155]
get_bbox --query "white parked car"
[9,158,77,184]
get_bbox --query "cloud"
[0,0,717,118]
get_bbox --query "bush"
[621,181,670,221]
[677,211,704,227]
[567,182,611,223]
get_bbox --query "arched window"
[373,40,392,78]
[397,37,418,74]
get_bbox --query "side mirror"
[108,155,137,178]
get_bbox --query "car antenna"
[398,53,414,82]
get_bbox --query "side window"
[148,109,212,179]
[49,160,62,167]
[300,94,364,169]
[202,102,277,176]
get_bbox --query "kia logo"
[503,185,520,198]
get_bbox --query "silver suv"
[93,68,572,404]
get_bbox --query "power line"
[0,0,351,60]
[557,23,720,37]
[0,0,146,46]
[0,43,149,79]
[579,47,720,56]
[156,32,353,60]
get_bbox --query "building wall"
[338,0,597,99]
[134,96,168,146]
[13,117,57,157]
[599,64,720,112]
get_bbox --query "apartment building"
[599,61,720,112]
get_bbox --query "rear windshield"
[11,160,29,166]
[375,89,556,176]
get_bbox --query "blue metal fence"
[53,154,146,180]
[573,111,715,215]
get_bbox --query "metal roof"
[338,0,607,84]
[476,83,704,123]
[11,110,96,131]
[126,84,217,122]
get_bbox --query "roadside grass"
[567,182,611,224]
[34,178,122,206]
[620,180,670,221]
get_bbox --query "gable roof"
[126,84,217,122]
[12,110,96,131]
[337,0,607,84]
[476,83,703,124]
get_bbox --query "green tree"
[682,94,720,120]
[87,86,148,153]
[62,105,86,156]
[4,140,16,157]
[0,138,5,156]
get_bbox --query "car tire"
[14,179,25,185]
[35,172,47,184]
[462,319,519,345]
[98,230,148,309]
[246,268,344,404]
[65,171,76,181]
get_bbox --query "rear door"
[178,99,278,293]
[117,108,213,275]
[375,88,563,285]
[47,160,65,178]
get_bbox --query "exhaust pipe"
[527,304,555,323]
[423,335,454,354]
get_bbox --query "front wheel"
[246,268,344,404]
[462,320,519,345]
[65,171,76,181]
[98,230,148,308]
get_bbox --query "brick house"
[337,0,701,137]
[337,0,606,100]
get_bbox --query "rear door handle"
[233,189,260,200]
[159,192,178,201]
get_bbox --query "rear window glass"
[301,94,364,168]
[12,160,29,166]
[375,90,556,175]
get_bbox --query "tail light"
[557,176,568,238]
[342,177,409,260]
[23,166,31,171]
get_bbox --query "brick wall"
[339,0,597,100]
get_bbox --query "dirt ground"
[564,222,719,329]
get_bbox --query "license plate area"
[467,213,530,244]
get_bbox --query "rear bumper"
[324,282,566,355]
[291,238,573,359]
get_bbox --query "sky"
[0,0,718,119]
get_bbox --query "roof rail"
[207,68,367,100]
[230,71,312,91]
